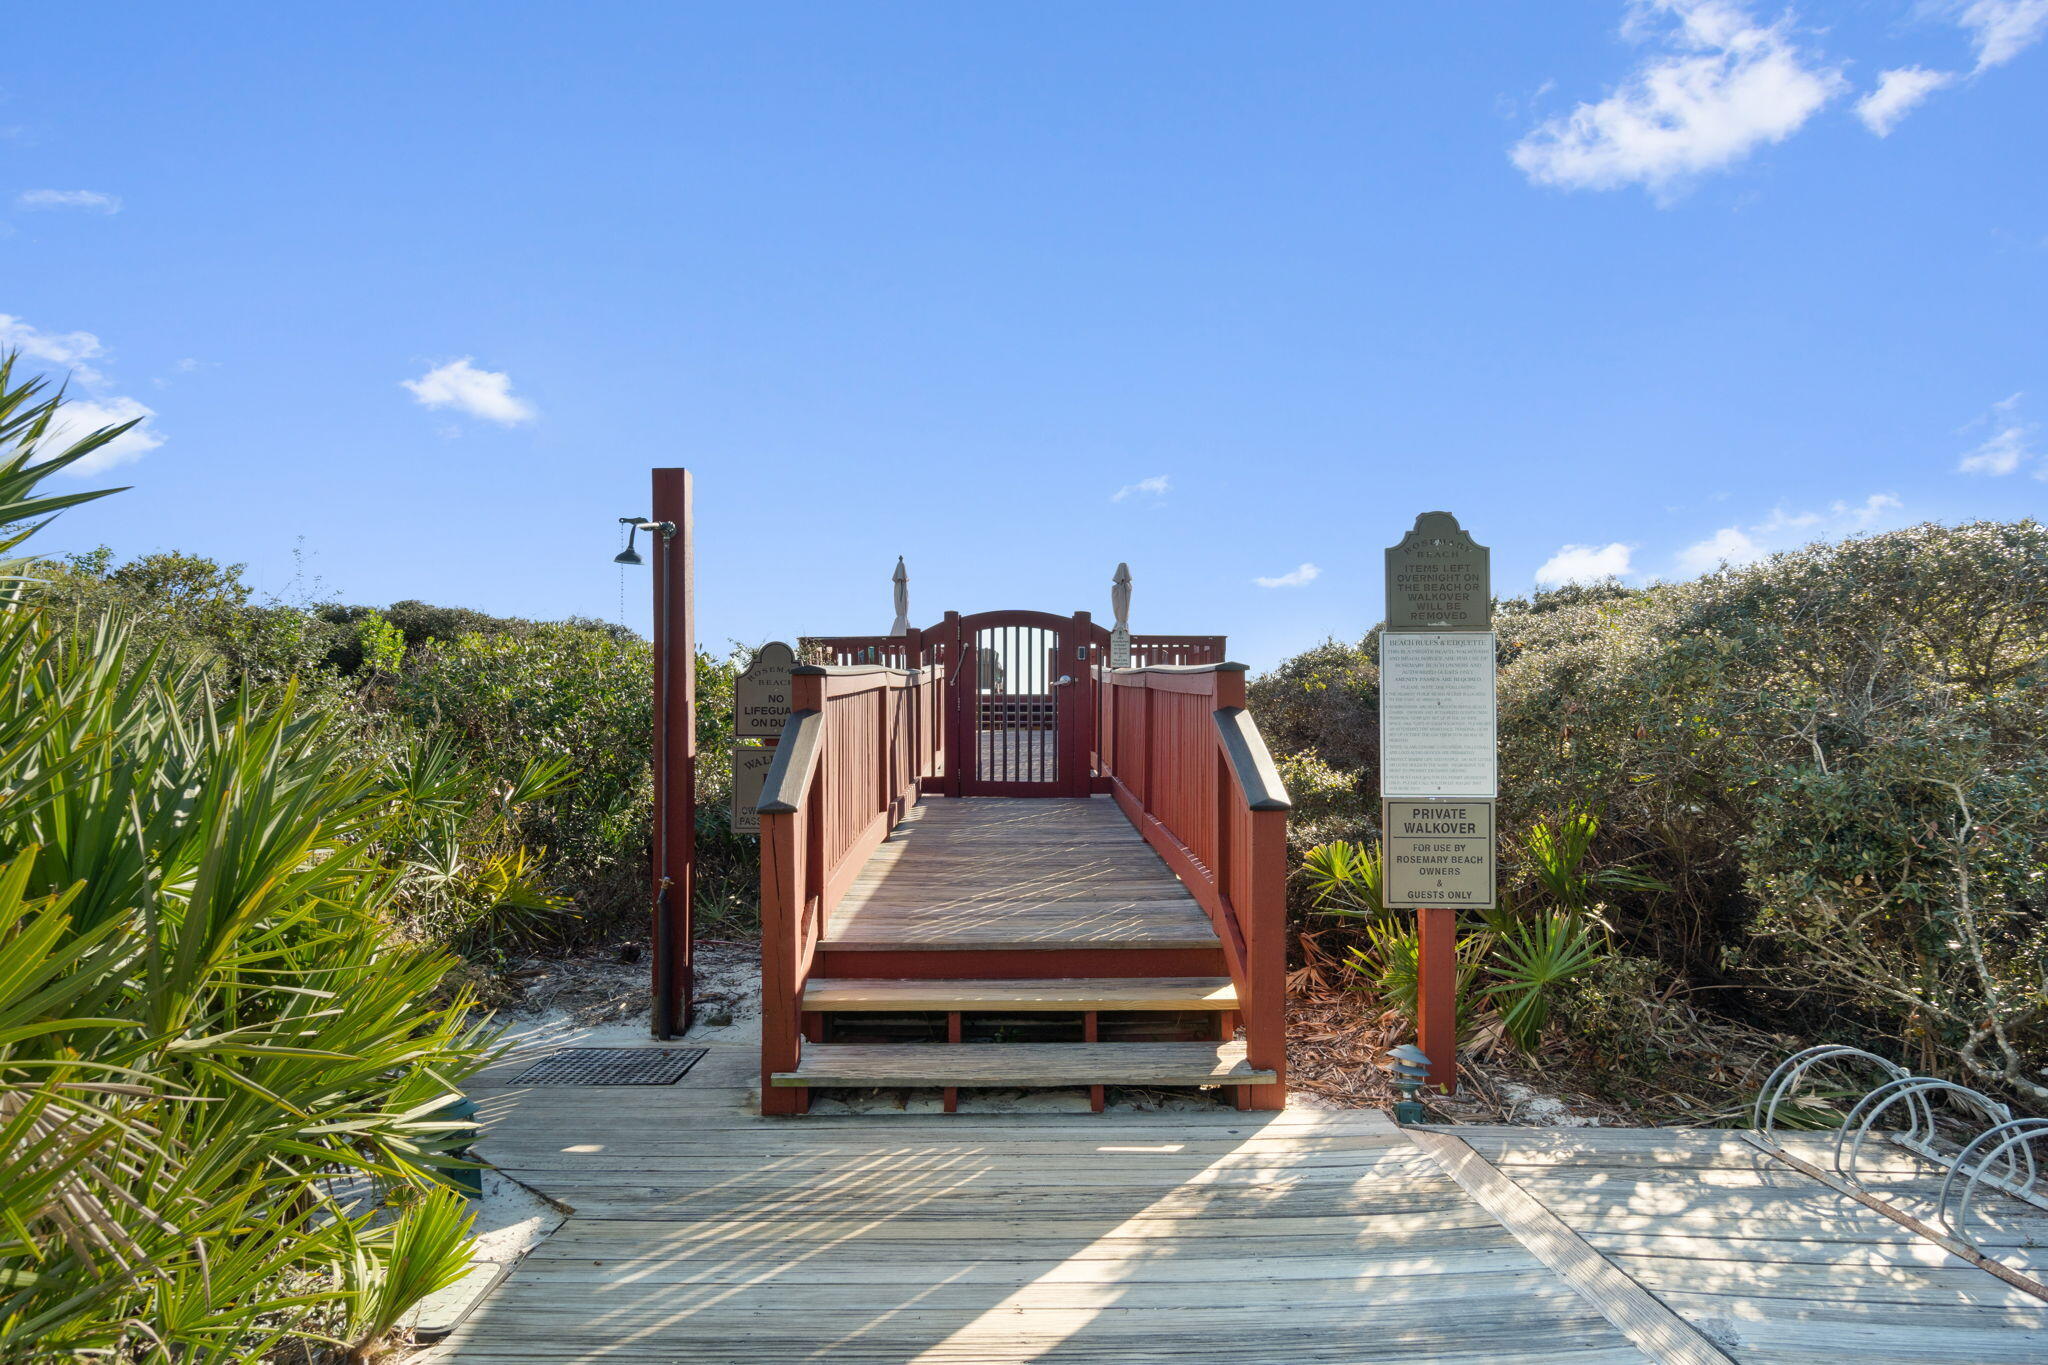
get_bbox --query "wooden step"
[802,976,1239,1013]
[772,1041,1275,1089]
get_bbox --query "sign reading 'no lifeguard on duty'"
[735,641,796,738]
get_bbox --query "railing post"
[942,611,965,797]
[1242,796,1289,1109]
[1213,665,1246,710]
[1136,680,1152,809]
[904,627,924,787]
[758,788,804,1116]
[1068,611,1094,795]
[759,669,827,1117]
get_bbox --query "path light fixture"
[1386,1044,1432,1124]
[614,516,676,565]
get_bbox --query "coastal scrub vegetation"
[1261,519,2048,1119]
[0,359,748,1358]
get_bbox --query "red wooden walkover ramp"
[754,609,1292,1115]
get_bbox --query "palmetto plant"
[0,354,502,1360]
[1304,810,1652,1057]
[382,736,576,953]
[1298,838,1386,920]
[1483,909,1603,1052]
[0,354,130,593]
[1521,809,1664,911]
[1347,916,1490,1039]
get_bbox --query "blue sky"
[4,2,2043,669]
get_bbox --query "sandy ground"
[490,937,762,1050]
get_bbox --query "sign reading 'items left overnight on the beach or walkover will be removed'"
[735,641,796,738]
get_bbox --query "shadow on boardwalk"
[434,1038,2048,1365]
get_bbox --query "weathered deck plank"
[775,1040,1275,1088]
[823,797,1220,949]
[438,1047,2048,1363]
[438,1053,1650,1363]
[1439,1125,2048,1363]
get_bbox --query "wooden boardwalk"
[434,1042,2048,1363]
[1444,1126,2048,1363]
[824,797,1218,951]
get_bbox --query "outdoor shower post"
[650,468,696,1038]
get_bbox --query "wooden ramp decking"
[435,1041,2048,1364]
[823,797,1220,951]
[793,796,1259,1098]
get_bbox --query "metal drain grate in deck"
[513,1047,708,1086]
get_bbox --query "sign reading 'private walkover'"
[1382,799,1496,909]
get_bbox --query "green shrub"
[0,359,498,1358]
[33,544,757,949]
[1274,749,1374,856]
[1269,520,2048,1103]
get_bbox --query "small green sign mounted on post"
[1384,511,1490,631]
[730,743,777,835]
[734,641,796,738]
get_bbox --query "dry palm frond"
[0,1080,179,1274]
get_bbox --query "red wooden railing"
[757,662,945,1115]
[806,636,916,667]
[1089,630,1228,668]
[809,630,1224,671]
[1097,663,1291,1110]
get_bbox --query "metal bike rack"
[1752,1044,1908,1137]
[1835,1076,2009,1185]
[1753,1045,2046,1264]
[1940,1118,2048,1254]
[1750,1045,2048,1290]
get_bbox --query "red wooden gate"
[946,609,1093,797]
[806,615,1228,800]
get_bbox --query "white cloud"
[0,313,162,474]
[1954,0,2048,70]
[33,396,162,474]
[1535,542,1635,585]
[15,188,122,214]
[1959,393,2038,475]
[1252,563,1321,588]
[1676,525,1764,574]
[1110,474,1170,503]
[1855,67,1957,136]
[1960,427,2032,475]
[1677,493,1903,574]
[401,358,537,426]
[1837,492,1903,528]
[1511,1,1845,197]
[0,313,108,385]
